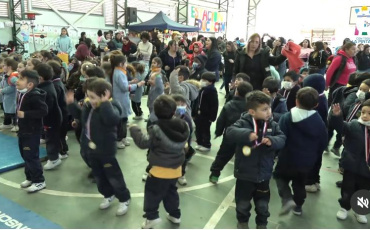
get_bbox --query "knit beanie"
[195,54,208,66]
[303,74,325,94]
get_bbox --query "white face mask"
[17,88,28,93]
[358,117,370,126]
[200,80,208,88]
[282,81,293,90]
[356,90,366,100]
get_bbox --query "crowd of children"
[0,33,370,229]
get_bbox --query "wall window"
[32,0,103,15]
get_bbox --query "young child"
[144,57,167,96]
[147,60,164,127]
[0,58,18,130]
[189,54,208,80]
[209,81,253,183]
[193,72,219,152]
[275,87,327,216]
[47,60,69,158]
[35,63,63,170]
[172,94,194,185]
[298,67,309,87]
[226,91,286,229]
[16,70,48,192]
[225,73,250,103]
[129,95,189,229]
[278,70,301,111]
[67,78,131,216]
[262,76,288,122]
[17,61,27,73]
[331,100,370,224]
[131,62,145,120]
[26,58,41,71]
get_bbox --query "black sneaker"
[293,206,302,216]
[237,222,249,229]
[336,180,342,188]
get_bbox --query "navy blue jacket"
[272,94,288,122]
[37,81,62,128]
[205,49,221,72]
[330,115,370,178]
[226,113,286,183]
[276,111,327,172]
[193,84,218,121]
[278,84,300,111]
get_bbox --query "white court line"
[203,185,235,229]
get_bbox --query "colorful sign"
[352,6,370,35]
[188,6,226,33]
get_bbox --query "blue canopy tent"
[128,11,199,32]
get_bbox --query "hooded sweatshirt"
[277,108,328,172]
[325,50,357,87]
[303,74,328,124]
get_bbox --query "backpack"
[329,54,347,88]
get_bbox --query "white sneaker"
[198,146,211,152]
[133,115,143,120]
[336,208,348,220]
[195,145,203,150]
[354,213,367,224]
[116,200,130,216]
[315,183,321,190]
[40,139,46,144]
[65,135,68,141]
[11,126,19,132]
[25,182,46,193]
[279,199,296,215]
[0,124,13,129]
[141,218,162,229]
[20,180,32,188]
[43,159,62,170]
[167,214,181,224]
[117,141,125,149]
[305,184,318,193]
[0,113,4,118]
[59,154,69,159]
[99,195,115,209]
[122,138,130,146]
[142,172,149,181]
[178,176,187,186]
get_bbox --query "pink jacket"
[326,50,357,87]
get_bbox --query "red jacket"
[75,43,95,61]
[325,50,356,87]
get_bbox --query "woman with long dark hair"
[272,37,287,79]
[222,41,236,95]
[299,39,313,67]
[308,41,328,75]
[158,40,182,78]
[205,37,222,81]
[122,36,137,62]
[75,38,95,61]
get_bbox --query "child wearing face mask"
[193,72,219,152]
[190,54,208,80]
[278,71,301,111]
[330,100,370,224]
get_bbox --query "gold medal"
[89,141,96,149]
[242,146,251,156]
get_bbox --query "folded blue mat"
[0,133,47,173]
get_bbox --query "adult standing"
[179,33,192,53]
[122,36,137,63]
[326,42,357,106]
[56,27,72,56]
[234,33,287,90]
[75,38,95,61]
[79,32,86,44]
[299,39,313,67]
[222,41,236,96]
[324,42,332,56]
[205,37,222,81]
[308,41,329,75]
[356,44,370,72]
[159,40,182,79]
[135,32,153,75]
[113,33,123,50]
[217,36,226,53]
[272,37,287,79]
[150,32,162,54]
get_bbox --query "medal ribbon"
[283,89,291,101]
[346,102,362,122]
[86,110,93,140]
[252,118,268,147]
[52,78,61,82]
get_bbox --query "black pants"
[131,101,143,117]
[144,176,180,220]
[117,117,128,141]
[306,154,323,185]
[59,118,69,155]
[3,113,16,125]
[339,171,370,210]
[328,83,344,107]
[45,126,61,161]
[235,179,270,226]
[194,116,212,148]
[328,126,342,149]
[181,146,195,176]
[223,72,232,96]
[274,169,308,206]
[89,155,131,202]
[210,137,235,177]
[18,133,45,183]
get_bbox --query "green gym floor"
[0,83,368,229]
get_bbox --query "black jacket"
[190,66,207,80]
[159,49,182,79]
[308,50,329,69]
[226,113,286,182]
[356,52,370,71]
[234,47,286,90]
[37,81,62,128]
[215,96,246,137]
[193,84,219,121]
[223,51,235,75]
[278,84,300,111]
[330,115,370,178]
[17,88,48,134]
[68,100,122,157]
[205,49,221,72]
[272,94,288,122]
[52,76,68,119]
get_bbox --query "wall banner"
[188,6,226,33]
